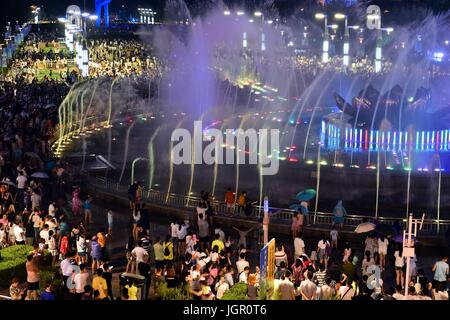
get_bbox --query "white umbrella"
[0,181,17,188]
[354,222,376,234]
[31,172,49,179]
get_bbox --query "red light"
[288,157,299,163]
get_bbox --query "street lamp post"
[263,196,269,245]
[315,13,330,63]
[335,13,359,67]
[254,11,265,52]
[403,213,425,299]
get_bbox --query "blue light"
[350,129,353,149]
[359,129,363,149]
[421,131,425,150]
[354,129,358,148]
[345,128,348,149]
[404,131,408,150]
[387,131,391,151]
[416,131,419,151]
[370,130,374,150]
[376,131,379,151]
[400,131,403,151]
[393,131,397,150]
[427,131,430,150]
[337,128,341,148]
[432,131,435,149]
[381,131,385,151]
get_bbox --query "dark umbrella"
[375,224,395,236]
[392,234,419,244]
[295,189,316,201]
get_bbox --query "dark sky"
[2,0,450,28]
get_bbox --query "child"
[9,278,24,300]
[330,225,339,250]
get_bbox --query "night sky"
[2,0,450,29]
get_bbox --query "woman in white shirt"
[377,235,389,271]
[394,246,405,287]
[339,280,355,300]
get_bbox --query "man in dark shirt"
[343,258,357,284]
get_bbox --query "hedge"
[221,282,249,300]
[155,282,190,300]
[0,245,52,289]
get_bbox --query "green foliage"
[0,245,34,288]
[155,282,190,300]
[258,280,274,300]
[0,246,53,288]
[221,282,249,300]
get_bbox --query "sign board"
[259,238,275,283]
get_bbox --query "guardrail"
[90,176,450,235]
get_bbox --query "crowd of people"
[87,39,164,79]
[2,35,78,84]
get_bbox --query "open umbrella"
[295,189,316,201]
[31,172,49,179]
[392,234,419,244]
[354,222,376,234]
[0,181,17,188]
[289,204,302,211]
[25,152,42,160]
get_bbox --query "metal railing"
[90,176,450,235]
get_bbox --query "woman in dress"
[72,187,82,216]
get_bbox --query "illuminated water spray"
[166,118,185,203]
[147,126,162,190]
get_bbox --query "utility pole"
[403,213,425,299]
[263,196,269,245]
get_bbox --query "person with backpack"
[163,235,174,265]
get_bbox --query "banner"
[259,238,275,283]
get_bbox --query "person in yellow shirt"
[92,269,108,300]
[237,192,247,216]
[125,280,138,300]
[163,235,174,264]
[211,234,224,253]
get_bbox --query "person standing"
[74,263,90,300]
[278,271,296,300]
[292,234,305,261]
[291,211,304,238]
[432,256,449,290]
[83,196,93,226]
[394,246,405,288]
[378,235,389,272]
[300,201,310,226]
[92,268,109,300]
[25,253,40,300]
[153,237,165,269]
[163,235,174,265]
[332,200,347,229]
[107,209,113,235]
[197,214,209,251]
[225,188,235,216]
[299,271,317,300]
